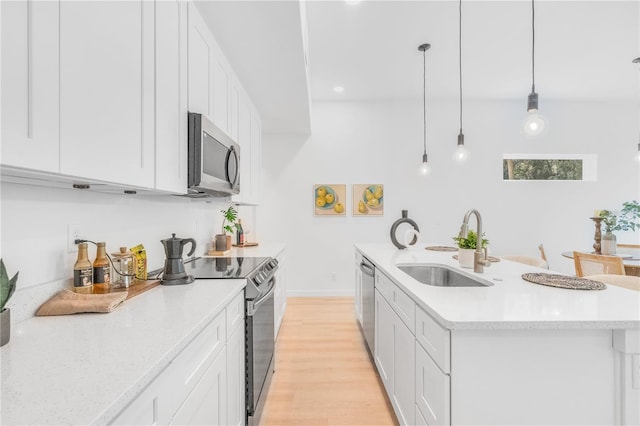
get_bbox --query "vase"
[1,308,10,347]
[601,232,617,255]
[389,210,420,250]
[458,249,475,269]
[214,234,230,251]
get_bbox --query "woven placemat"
[452,254,501,262]
[425,246,458,252]
[521,273,607,290]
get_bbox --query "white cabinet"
[187,2,229,134]
[111,289,246,426]
[1,1,60,173]
[415,343,450,426]
[375,284,415,426]
[274,250,288,338]
[155,0,188,194]
[59,1,155,188]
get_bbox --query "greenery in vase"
[0,259,18,311]
[220,206,239,235]
[599,200,640,234]
[452,230,489,250]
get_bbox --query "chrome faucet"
[458,209,491,273]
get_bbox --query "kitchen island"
[356,243,640,426]
[0,279,246,425]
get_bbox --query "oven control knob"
[253,275,263,285]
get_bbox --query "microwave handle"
[225,146,239,186]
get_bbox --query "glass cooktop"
[185,257,269,279]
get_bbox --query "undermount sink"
[397,264,493,288]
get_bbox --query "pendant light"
[418,43,432,176]
[454,0,469,163]
[634,57,640,162]
[522,0,546,136]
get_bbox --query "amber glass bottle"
[93,242,111,294]
[73,242,93,294]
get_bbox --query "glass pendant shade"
[419,153,431,176]
[453,134,469,163]
[522,91,546,136]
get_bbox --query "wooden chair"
[573,251,625,277]
[501,243,549,269]
[585,274,640,291]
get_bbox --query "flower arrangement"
[599,200,640,234]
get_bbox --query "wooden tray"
[232,242,259,247]
[109,279,161,300]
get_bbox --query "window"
[502,154,597,182]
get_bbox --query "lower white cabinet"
[111,290,245,426]
[415,343,450,426]
[374,287,415,426]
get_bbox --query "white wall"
[259,99,640,296]
[0,182,256,322]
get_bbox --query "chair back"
[573,251,625,277]
[585,274,640,291]
[501,255,549,269]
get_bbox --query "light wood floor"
[260,297,398,426]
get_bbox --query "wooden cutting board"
[108,279,161,300]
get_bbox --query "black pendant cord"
[423,47,427,156]
[459,0,463,135]
[531,0,536,94]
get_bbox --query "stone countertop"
[356,243,640,331]
[0,279,246,425]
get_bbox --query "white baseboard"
[285,290,354,297]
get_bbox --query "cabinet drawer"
[161,308,227,418]
[416,307,450,374]
[415,343,450,426]
[376,271,415,334]
[226,290,245,338]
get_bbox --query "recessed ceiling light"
[333,86,345,93]
[345,0,362,4]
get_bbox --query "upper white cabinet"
[59,1,155,188]
[1,1,60,173]
[155,0,188,194]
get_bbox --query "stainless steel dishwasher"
[360,256,375,355]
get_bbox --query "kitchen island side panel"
[450,328,614,425]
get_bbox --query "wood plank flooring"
[261,297,398,426]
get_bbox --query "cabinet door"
[187,2,213,120]
[155,0,188,194]
[416,344,450,426]
[231,96,252,204]
[226,323,246,426]
[59,1,155,188]
[1,1,59,172]
[170,350,228,425]
[249,107,262,204]
[393,316,415,426]
[375,289,394,394]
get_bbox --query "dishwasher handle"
[360,260,375,277]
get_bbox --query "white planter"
[601,232,617,255]
[458,249,475,269]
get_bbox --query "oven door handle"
[247,281,275,317]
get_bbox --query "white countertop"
[356,243,640,330]
[0,279,246,425]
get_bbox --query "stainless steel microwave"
[187,112,240,197]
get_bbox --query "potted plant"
[215,206,239,251]
[1,259,18,347]
[599,200,640,255]
[453,230,489,269]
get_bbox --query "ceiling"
[197,1,639,133]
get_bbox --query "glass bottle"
[73,242,93,294]
[236,219,245,246]
[93,242,111,293]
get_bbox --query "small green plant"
[0,259,18,311]
[453,230,489,250]
[599,200,640,233]
[220,206,239,235]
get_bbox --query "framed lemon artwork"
[352,184,384,216]
[313,184,346,216]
